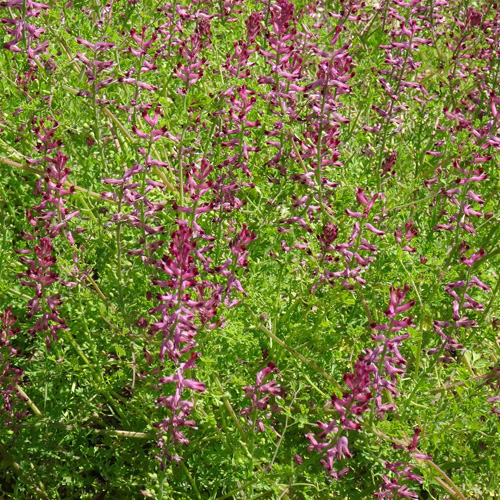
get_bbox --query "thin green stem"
[215,480,258,500]
[0,443,50,500]
[180,461,202,500]
[15,385,43,418]
[244,304,342,392]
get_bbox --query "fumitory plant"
[0,0,500,499]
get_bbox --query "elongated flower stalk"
[240,361,284,434]
[0,308,29,428]
[306,286,415,479]
[0,0,50,63]
[17,120,82,349]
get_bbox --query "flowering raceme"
[0,0,49,61]
[241,362,283,434]
[0,308,29,427]
[16,121,83,349]
[306,286,415,479]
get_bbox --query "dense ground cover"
[1,0,500,498]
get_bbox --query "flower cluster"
[101,141,259,452]
[17,120,82,348]
[487,368,500,420]
[0,0,50,62]
[0,308,28,427]
[155,354,206,447]
[374,460,422,500]
[174,33,207,91]
[241,361,283,434]
[306,286,415,479]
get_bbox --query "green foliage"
[1,0,500,499]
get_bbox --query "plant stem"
[215,480,258,500]
[0,443,50,500]
[15,385,43,417]
[245,304,342,391]
[180,461,202,500]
